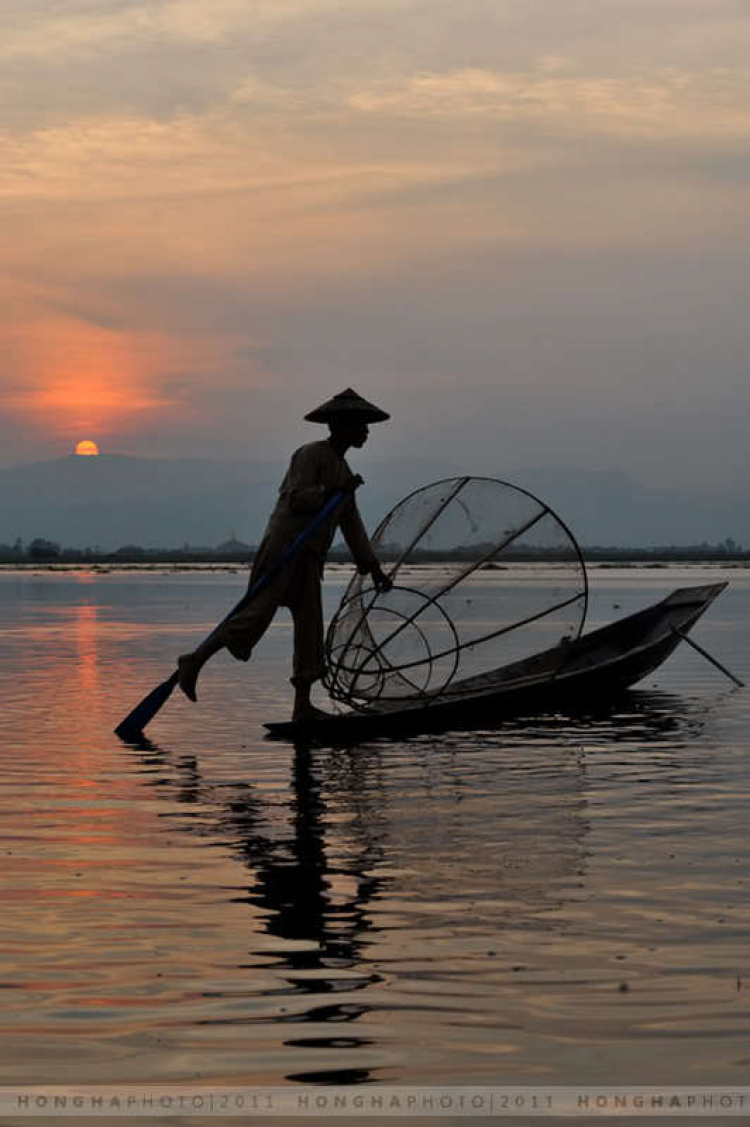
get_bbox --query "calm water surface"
[1,565,750,1119]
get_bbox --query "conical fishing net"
[325,477,588,709]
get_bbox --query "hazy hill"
[0,454,746,551]
[0,454,444,551]
[0,455,281,551]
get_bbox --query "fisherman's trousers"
[220,548,326,686]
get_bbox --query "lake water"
[1,564,750,1123]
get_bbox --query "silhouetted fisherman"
[177,389,392,722]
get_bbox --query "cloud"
[350,64,750,140]
[0,0,410,60]
[4,108,484,203]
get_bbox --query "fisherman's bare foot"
[177,654,200,702]
[292,705,331,724]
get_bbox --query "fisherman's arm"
[338,494,392,592]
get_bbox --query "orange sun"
[75,440,99,456]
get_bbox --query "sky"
[2,0,750,489]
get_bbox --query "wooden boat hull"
[264,582,727,742]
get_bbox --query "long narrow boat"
[265,582,727,742]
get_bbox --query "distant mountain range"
[0,454,746,551]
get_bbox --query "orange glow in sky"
[5,314,202,449]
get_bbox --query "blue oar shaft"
[202,488,348,644]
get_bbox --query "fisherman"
[177,389,392,722]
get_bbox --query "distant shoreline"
[2,556,750,574]
[3,545,750,567]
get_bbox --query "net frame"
[324,476,589,710]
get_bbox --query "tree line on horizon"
[0,535,747,564]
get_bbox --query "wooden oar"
[670,625,744,688]
[115,488,351,740]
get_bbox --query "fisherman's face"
[330,420,369,448]
[350,422,369,448]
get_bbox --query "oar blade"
[115,670,179,740]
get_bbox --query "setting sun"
[75,440,99,456]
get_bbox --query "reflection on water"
[1,567,750,1099]
[75,602,100,694]
[137,741,388,1083]
[128,728,589,1086]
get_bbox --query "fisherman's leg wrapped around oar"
[222,549,326,686]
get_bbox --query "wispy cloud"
[350,63,750,139]
[0,0,410,60]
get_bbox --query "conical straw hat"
[304,388,390,423]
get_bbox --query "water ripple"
[1,568,750,1092]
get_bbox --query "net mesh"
[324,477,588,708]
